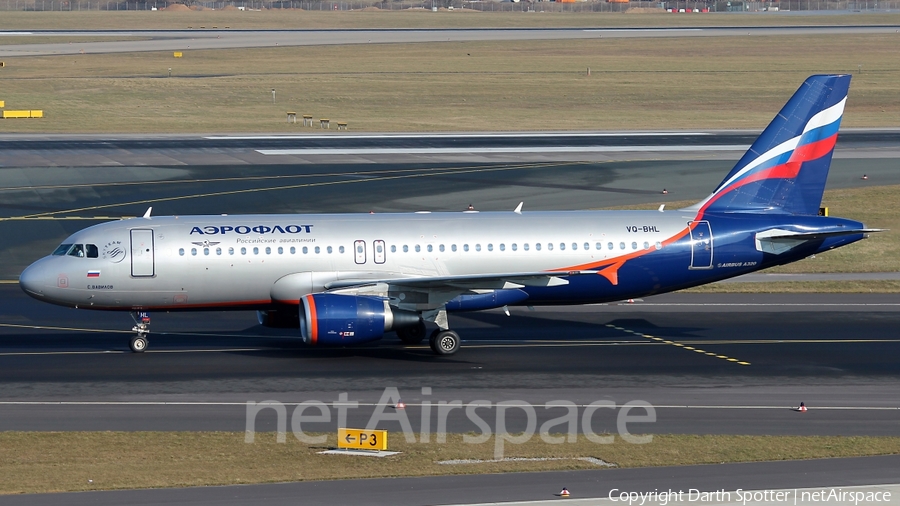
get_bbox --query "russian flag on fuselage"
[694,75,851,217]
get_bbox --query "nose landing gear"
[129,311,150,353]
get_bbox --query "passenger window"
[643,242,650,250]
[427,245,433,253]
[339,246,345,254]
[191,248,197,256]
[241,247,247,255]
[499,244,505,251]
[179,248,185,256]
[229,247,235,255]
[303,247,308,254]
[536,243,541,251]
[524,243,529,251]
[451,244,457,252]
[315,246,321,254]
[548,243,554,251]
[290,247,296,254]
[487,244,493,252]
[464,244,469,252]
[277,247,283,254]
[655,242,662,250]
[596,242,601,250]
[415,245,421,253]
[571,243,577,251]
[253,247,259,255]
[403,245,409,253]
[619,242,626,250]
[86,244,99,258]
[608,242,614,250]
[327,246,333,254]
[560,243,565,251]
[475,244,481,252]
[631,242,638,250]
[68,244,85,258]
[216,247,222,255]
[53,244,73,256]
[439,244,445,252]
[203,247,210,256]
[391,245,397,253]
[511,243,517,251]
[585,242,590,251]
[265,247,271,254]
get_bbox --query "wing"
[324,270,597,312]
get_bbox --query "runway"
[2,283,899,435]
[1,132,899,504]
[2,25,899,57]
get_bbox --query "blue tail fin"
[690,74,850,217]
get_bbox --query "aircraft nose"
[19,261,47,299]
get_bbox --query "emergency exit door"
[130,229,155,277]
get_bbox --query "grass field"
[3,10,900,30]
[1,33,899,133]
[2,431,899,494]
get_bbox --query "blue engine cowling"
[299,293,420,346]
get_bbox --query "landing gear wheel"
[130,335,148,353]
[397,320,427,345]
[429,330,460,356]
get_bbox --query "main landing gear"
[429,329,460,356]
[129,311,150,353]
[397,320,461,355]
[396,320,427,345]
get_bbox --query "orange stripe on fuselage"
[550,226,693,277]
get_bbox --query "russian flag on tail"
[688,75,851,217]
[87,270,101,278]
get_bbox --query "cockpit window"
[52,244,73,256]
[67,244,85,258]
[86,244,99,258]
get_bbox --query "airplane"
[19,74,879,356]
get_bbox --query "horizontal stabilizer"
[755,228,883,255]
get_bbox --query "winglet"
[142,207,153,219]
[658,204,665,212]
[514,202,523,215]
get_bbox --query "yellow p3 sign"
[338,428,387,451]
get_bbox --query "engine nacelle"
[299,293,419,346]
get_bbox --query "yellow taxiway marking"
[0,348,265,357]
[0,162,561,193]
[1,161,581,220]
[607,325,751,366]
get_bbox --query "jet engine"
[299,293,420,346]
